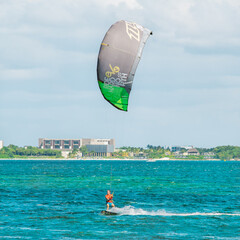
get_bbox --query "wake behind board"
[101,210,118,215]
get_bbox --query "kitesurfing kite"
[97,20,152,111]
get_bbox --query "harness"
[106,194,113,203]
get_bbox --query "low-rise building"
[185,148,200,156]
[0,140,3,150]
[204,152,215,159]
[39,138,81,150]
[85,144,114,157]
[171,146,181,152]
[39,138,115,157]
[83,138,115,157]
[134,152,147,159]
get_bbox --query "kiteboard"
[101,210,118,216]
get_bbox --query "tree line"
[0,144,240,160]
[118,145,240,160]
[0,145,62,158]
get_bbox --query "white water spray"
[109,206,240,216]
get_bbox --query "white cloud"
[140,0,240,50]
[0,68,48,81]
[102,0,143,9]
[0,89,98,106]
[1,0,240,146]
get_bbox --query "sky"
[0,0,240,148]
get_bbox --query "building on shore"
[0,140,3,150]
[134,152,147,159]
[83,138,115,157]
[170,145,194,152]
[39,138,81,150]
[38,138,115,157]
[183,148,200,156]
[170,146,181,152]
[204,152,215,159]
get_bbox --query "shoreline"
[0,158,239,161]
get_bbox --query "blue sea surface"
[0,160,239,239]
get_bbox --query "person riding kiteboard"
[105,190,115,210]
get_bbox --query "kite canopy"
[97,20,152,111]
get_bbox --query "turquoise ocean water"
[0,160,239,239]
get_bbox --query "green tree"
[80,146,88,156]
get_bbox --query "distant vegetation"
[213,146,240,160]
[0,144,240,160]
[117,145,240,160]
[0,145,62,159]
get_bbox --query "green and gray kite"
[97,20,152,111]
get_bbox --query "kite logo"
[125,22,140,42]
[105,64,120,78]
[104,64,128,87]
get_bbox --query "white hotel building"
[38,138,115,157]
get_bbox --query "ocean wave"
[109,206,240,216]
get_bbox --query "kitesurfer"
[105,190,115,210]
